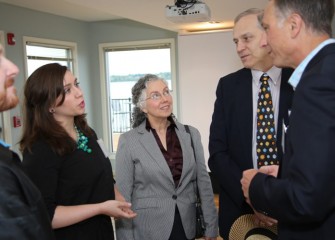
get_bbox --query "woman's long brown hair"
[19,63,93,156]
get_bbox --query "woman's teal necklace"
[74,125,92,153]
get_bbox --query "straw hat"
[229,214,277,240]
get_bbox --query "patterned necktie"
[256,73,278,168]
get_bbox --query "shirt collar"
[145,115,177,132]
[289,38,335,89]
[252,66,282,86]
[0,139,11,148]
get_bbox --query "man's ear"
[288,13,303,38]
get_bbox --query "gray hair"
[273,0,334,36]
[131,74,169,128]
[234,8,264,29]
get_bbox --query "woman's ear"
[138,101,147,113]
[141,107,148,114]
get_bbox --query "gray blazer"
[115,121,218,240]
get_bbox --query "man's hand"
[259,165,279,177]
[253,210,277,227]
[241,169,258,205]
[241,165,279,205]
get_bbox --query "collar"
[289,38,335,89]
[252,66,282,87]
[0,139,11,148]
[145,115,177,132]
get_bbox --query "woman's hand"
[52,201,136,229]
[99,200,137,219]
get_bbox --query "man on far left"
[0,43,55,239]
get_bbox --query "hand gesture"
[100,200,137,219]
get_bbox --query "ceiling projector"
[165,2,211,23]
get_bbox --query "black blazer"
[0,144,55,239]
[250,43,335,239]
[208,67,294,239]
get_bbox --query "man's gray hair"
[234,8,264,29]
[273,0,334,36]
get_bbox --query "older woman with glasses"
[115,74,218,240]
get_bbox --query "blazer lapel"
[174,125,193,187]
[138,123,175,185]
[277,68,294,160]
[237,70,253,163]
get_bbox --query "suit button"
[172,195,177,200]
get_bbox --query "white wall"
[178,30,243,167]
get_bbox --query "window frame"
[98,38,178,158]
[23,36,79,79]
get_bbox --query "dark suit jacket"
[250,43,335,239]
[208,67,294,239]
[0,144,55,240]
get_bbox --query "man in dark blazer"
[208,8,294,239]
[0,44,55,239]
[241,0,335,239]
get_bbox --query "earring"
[50,108,55,114]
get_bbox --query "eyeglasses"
[144,89,173,101]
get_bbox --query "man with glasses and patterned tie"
[208,8,294,240]
[241,0,335,239]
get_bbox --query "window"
[99,39,177,155]
[24,36,78,77]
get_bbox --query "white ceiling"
[0,0,269,32]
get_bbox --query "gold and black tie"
[256,73,278,167]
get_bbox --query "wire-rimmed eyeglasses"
[142,89,173,101]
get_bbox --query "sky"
[107,48,171,75]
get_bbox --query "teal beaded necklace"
[74,125,92,153]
